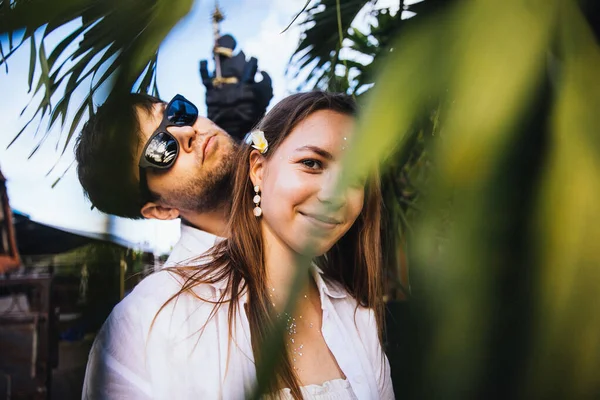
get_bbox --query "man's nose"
[167,125,196,153]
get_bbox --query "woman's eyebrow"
[294,145,333,160]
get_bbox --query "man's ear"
[249,149,265,188]
[140,202,180,220]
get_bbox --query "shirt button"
[355,375,364,384]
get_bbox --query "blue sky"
[0,0,403,254]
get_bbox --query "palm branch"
[288,0,371,91]
[0,0,194,159]
[288,0,457,298]
[289,0,454,95]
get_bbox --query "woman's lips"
[299,212,342,228]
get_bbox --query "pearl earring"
[253,185,262,217]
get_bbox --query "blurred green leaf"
[334,0,600,396]
[529,2,600,396]
[341,9,449,184]
[248,256,312,399]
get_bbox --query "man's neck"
[179,207,229,237]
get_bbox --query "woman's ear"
[249,149,265,187]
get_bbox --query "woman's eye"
[300,159,322,170]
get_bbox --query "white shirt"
[270,378,358,399]
[164,222,221,267]
[82,267,395,400]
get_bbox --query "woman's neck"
[261,224,312,310]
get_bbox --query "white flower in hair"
[249,130,269,154]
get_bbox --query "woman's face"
[253,110,365,257]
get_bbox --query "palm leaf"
[288,0,370,86]
[337,0,600,395]
[289,0,460,94]
[1,0,194,159]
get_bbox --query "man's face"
[135,102,237,214]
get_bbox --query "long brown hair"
[159,91,384,398]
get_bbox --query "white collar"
[202,263,347,300]
[311,265,348,299]
[179,223,220,248]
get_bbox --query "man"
[75,93,237,265]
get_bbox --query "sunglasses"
[138,94,199,200]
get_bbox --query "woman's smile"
[298,211,343,229]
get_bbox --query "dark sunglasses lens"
[144,132,178,167]
[167,99,198,126]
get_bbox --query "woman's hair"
[159,91,384,398]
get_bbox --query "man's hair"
[75,93,163,219]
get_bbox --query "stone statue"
[199,5,273,141]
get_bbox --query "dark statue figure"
[200,33,273,141]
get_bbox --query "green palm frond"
[343,9,400,93]
[342,0,600,394]
[0,0,194,157]
[289,0,458,94]
[287,0,457,298]
[288,0,370,90]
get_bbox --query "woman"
[83,91,394,399]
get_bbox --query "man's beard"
[162,148,235,214]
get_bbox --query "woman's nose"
[167,125,196,153]
[317,173,346,209]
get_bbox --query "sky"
[0,0,405,254]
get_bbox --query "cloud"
[241,0,308,104]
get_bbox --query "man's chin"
[192,170,233,213]
[166,146,235,214]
